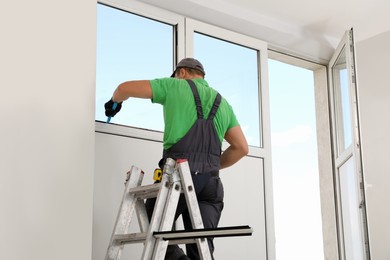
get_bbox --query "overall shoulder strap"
[208,93,221,120]
[186,79,203,119]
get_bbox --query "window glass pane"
[332,47,353,152]
[339,156,365,260]
[269,59,324,260]
[96,4,174,131]
[194,33,260,147]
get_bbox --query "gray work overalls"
[146,80,224,260]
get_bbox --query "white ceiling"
[138,0,390,63]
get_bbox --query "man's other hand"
[104,99,122,117]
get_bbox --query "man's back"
[150,77,239,150]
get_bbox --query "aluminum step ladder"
[105,158,253,260]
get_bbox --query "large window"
[184,19,273,259]
[193,33,261,147]
[96,3,174,131]
[269,58,324,260]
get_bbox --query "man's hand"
[104,99,122,117]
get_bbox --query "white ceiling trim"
[136,0,390,62]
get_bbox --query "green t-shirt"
[150,77,239,149]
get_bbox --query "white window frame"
[328,30,370,260]
[95,0,185,141]
[185,18,275,259]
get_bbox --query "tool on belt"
[153,168,163,182]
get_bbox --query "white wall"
[355,30,390,260]
[0,0,96,259]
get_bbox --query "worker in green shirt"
[105,58,248,260]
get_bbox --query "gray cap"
[171,58,205,77]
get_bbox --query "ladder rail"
[177,160,212,260]
[141,158,178,260]
[140,176,171,260]
[151,179,183,259]
[105,166,144,260]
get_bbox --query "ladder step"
[153,225,253,241]
[113,232,147,244]
[128,183,162,199]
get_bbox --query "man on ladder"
[105,58,248,259]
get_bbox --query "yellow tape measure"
[153,168,163,182]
